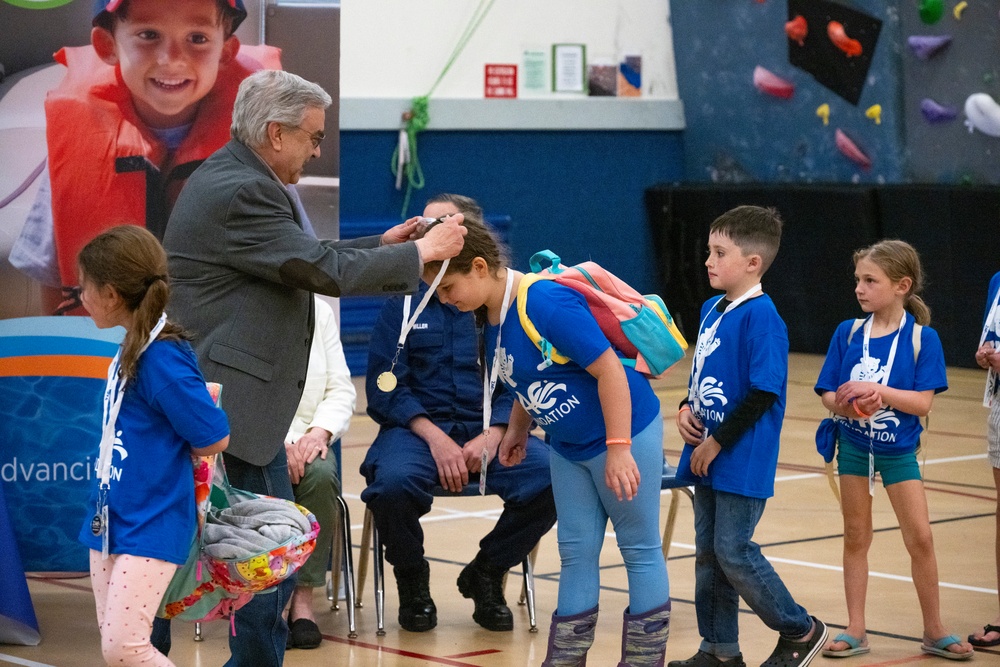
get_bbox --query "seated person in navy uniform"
[360,194,556,633]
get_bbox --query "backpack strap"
[517,273,571,368]
[846,318,865,346]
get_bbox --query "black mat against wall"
[646,184,880,356]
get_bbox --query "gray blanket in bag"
[202,498,312,560]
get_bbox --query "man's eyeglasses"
[283,124,325,149]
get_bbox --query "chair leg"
[519,542,540,606]
[355,508,373,608]
[373,520,386,636]
[329,509,343,610]
[522,554,538,633]
[661,489,681,559]
[194,621,202,642]
[335,495,358,638]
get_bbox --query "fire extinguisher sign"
[484,64,517,99]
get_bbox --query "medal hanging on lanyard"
[860,311,905,497]
[94,313,167,559]
[377,260,450,393]
[979,287,1000,408]
[688,284,762,422]
[481,269,515,495]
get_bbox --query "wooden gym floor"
[2,352,998,666]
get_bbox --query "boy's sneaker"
[760,617,828,667]
[668,651,747,667]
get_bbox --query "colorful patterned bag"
[157,383,319,622]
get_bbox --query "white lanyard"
[377,260,450,392]
[688,283,761,415]
[480,269,515,493]
[860,311,906,496]
[980,287,1000,407]
[94,312,167,557]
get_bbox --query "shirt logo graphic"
[698,377,728,408]
[851,357,886,384]
[498,345,517,388]
[518,380,567,412]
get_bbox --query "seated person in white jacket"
[285,296,356,649]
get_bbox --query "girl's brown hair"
[78,225,189,380]
[853,239,931,326]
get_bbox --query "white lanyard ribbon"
[95,312,167,557]
[480,269,515,494]
[860,311,906,496]
[688,283,761,416]
[980,287,1000,407]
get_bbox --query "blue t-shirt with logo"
[78,339,230,565]
[676,294,788,499]
[814,314,947,456]
[983,272,1000,345]
[485,279,659,462]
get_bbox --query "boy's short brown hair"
[93,0,245,36]
[709,205,783,274]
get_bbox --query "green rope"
[391,0,497,218]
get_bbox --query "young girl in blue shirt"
[422,216,670,667]
[815,239,972,660]
[76,225,230,667]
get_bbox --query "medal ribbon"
[380,260,451,389]
[860,311,906,496]
[688,283,761,417]
[480,269,515,494]
[980,287,1000,407]
[94,312,167,558]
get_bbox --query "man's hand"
[605,446,640,501]
[676,407,706,446]
[285,428,331,485]
[689,436,721,477]
[381,216,425,246]
[415,215,467,263]
[427,433,469,492]
[463,426,504,473]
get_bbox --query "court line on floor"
[318,633,487,666]
[0,655,57,667]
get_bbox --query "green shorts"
[837,442,922,487]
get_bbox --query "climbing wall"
[670,0,904,182]
[901,0,1000,183]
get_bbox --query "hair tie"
[144,275,166,288]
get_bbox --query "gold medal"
[376,371,398,393]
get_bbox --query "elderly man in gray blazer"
[160,70,465,667]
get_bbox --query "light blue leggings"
[550,413,670,616]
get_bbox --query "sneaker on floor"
[667,650,747,667]
[760,617,828,667]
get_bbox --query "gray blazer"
[163,139,421,465]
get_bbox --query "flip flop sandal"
[822,633,870,658]
[968,624,1000,648]
[921,635,973,661]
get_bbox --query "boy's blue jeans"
[693,488,811,658]
[549,414,669,616]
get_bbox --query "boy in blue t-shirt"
[673,206,827,667]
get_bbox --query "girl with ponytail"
[76,225,230,666]
[814,239,972,660]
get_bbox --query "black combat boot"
[456,552,514,631]
[394,560,437,632]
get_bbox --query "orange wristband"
[606,438,632,446]
[679,405,691,413]
[852,401,871,419]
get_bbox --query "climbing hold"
[835,129,872,170]
[752,66,795,99]
[954,1,968,19]
[964,93,1000,137]
[816,103,830,126]
[906,34,952,60]
[920,98,958,123]
[919,0,944,24]
[865,104,882,124]
[828,21,863,57]
[785,15,808,46]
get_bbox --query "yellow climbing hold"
[816,103,830,126]
[865,104,882,125]
[954,1,968,19]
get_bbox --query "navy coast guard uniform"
[361,283,556,570]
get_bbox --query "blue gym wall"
[340,129,685,295]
